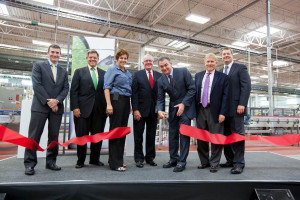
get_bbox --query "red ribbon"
[0,125,130,151]
[179,124,300,146]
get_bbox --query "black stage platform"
[0,152,299,200]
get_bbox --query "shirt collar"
[48,59,58,67]
[205,69,215,75]
[224,61,233,69]
[115,64,127,72]
[145,69,153,74]
[88,65,97,70]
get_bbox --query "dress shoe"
[46,163,61,171]
[231,166,243,174]
[89,161,104,166]
[220,162,234,168]
[25,167,35,175]
[163,161,177,168]
[146,160,157,166]
[173,164,185,172]
[136,161,144,168]
[209,166,218,173]
[197,163,210,169]
[75,163,84,169]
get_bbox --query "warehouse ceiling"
[0,0,299,90]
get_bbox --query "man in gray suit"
[157,57,196,172]
[24,44,69,175]
[219,47,251,174]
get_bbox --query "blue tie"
[224,66,229,75]
[202,73,210,108]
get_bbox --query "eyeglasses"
[143,60,153,63]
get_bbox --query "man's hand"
[218,114,225,123]
[106,105,113,115]
[174,103,185,116]
[158,111,167,119]
[237,105,245,114]
[47,99,59,108]
[73,108,81,118]
[134,110,141,121]
[52,105,58,113]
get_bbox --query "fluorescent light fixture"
[145,47,158,52]
[251,76,259,80]
[232,41,249,47]
[124,64,130,68]
[61,49,72,55]
[0,78,8,83]
[247,25,281,38]
[167,40,179,47]
[32,40,51,47]
[0,4,9,15]
[177,62,191,67]
[260,75,268,78]
[32,0,54,5]
[22,80,32,86]
[173,42,187,48]
[273,60,289,67]
[185,14,210,24]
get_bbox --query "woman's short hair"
[115,48,129,60]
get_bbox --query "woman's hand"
[106,104,113,115]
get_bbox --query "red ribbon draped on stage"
[0,125,131,151]
[179,124,300,146]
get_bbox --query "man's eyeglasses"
[144,60,153,63]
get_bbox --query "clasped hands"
[47,99,59,113]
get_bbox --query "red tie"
[148,70,153,89]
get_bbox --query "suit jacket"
[131,70,162,118]
[70,66,107,118]
[157,67,196,121]
[220,62,251,117]
[195,70,229,123]
[31,60,69,115]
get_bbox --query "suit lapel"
[197,72,205,100]
[227,63,237,78]
[143,70,152,90]
[56,64,63,84]
[85,66,95,90]
[211,71,219,93]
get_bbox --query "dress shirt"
[223,61,233,75]
[104,64,132,96]
[88,65,98,84]
[48,59,57,78]
[200,70,215,104]
[145,69,153,80]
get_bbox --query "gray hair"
[158,56,172,65]
[204,53,217,62]
[143,54,154,61]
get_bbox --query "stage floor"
[0,151,300,183]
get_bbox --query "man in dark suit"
[219,47,251,174]
[157,57,196,172]
[131,54,161,168]
[24,44,69,175]
[70,50,107,169]
[195,53,229,173]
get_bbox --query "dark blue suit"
[195,70,229,166]
[131,69,161,163]
[157,67,196,166]
[220,62,251,168]
[24,60,69,168]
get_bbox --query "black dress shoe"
[46,163,61,171]
[25,167,35,175]
[231,166,243,174]
[197,163,210,169]
[89,161,104,166]
[220,162,234,168]
[173,164,185,172]
[136,161,144,168]
[209,166,218,173]
[163,162,177,168]
[146,160,157,166]
[75,163,84,169]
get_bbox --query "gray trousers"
[196,105,224,167]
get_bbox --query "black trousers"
[168,113,191,167]
[223,115,245,168]
[108,95,130,170]
[133,114,157,163]
[73,105,107,165]
[24,111,62,168]
[196,105,223,167]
